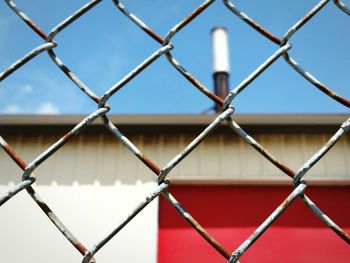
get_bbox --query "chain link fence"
[1,0,349,262]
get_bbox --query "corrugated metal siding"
[1,130,349,184]
[171,132,350,182]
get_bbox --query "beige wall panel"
[170,134,193,179]
[0,137,22,181]
[218,134,242,178]
[142,134,162,165]
[38,135,79,184]
[280,133,304,172]
[343,135,350,173]
[237,136,264,179]
[195,136,219,178]
[258,134,284,178]
[1,130,349,184]
[314,133,350,179]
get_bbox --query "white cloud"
[36,102,60,115]
[2,104,21,114]
[21,84,33,93]
[1,102,60,114]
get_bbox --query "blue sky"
[0,0,349,115]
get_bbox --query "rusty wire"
[0,0,349,262]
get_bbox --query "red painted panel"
[158,185,350,263]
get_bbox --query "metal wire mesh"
[0,0,349,262]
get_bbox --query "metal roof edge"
[0,114,348,126]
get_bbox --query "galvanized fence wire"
[0,0,349,262]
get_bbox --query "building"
[0,114,349,262]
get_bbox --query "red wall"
[158,185,350,262]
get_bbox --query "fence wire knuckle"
[1,0,349,262]
[334,0,350,15]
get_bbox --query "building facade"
[0,114,349,262]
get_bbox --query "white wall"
[0,181,159,262]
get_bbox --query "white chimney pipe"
[211,27,230,113]
[211,27,230,74]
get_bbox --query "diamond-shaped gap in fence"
[110,0,225,111]
[93,109,237,259]
[31,0,164,105]
[224,0,350,109]
[160,1,278,92]
[280,2,350,106]
[224,116,350,242]
[158,182,348,263]
[237,185,350,262]
[152,116,278,262]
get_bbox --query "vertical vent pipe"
[211,27,230,113]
